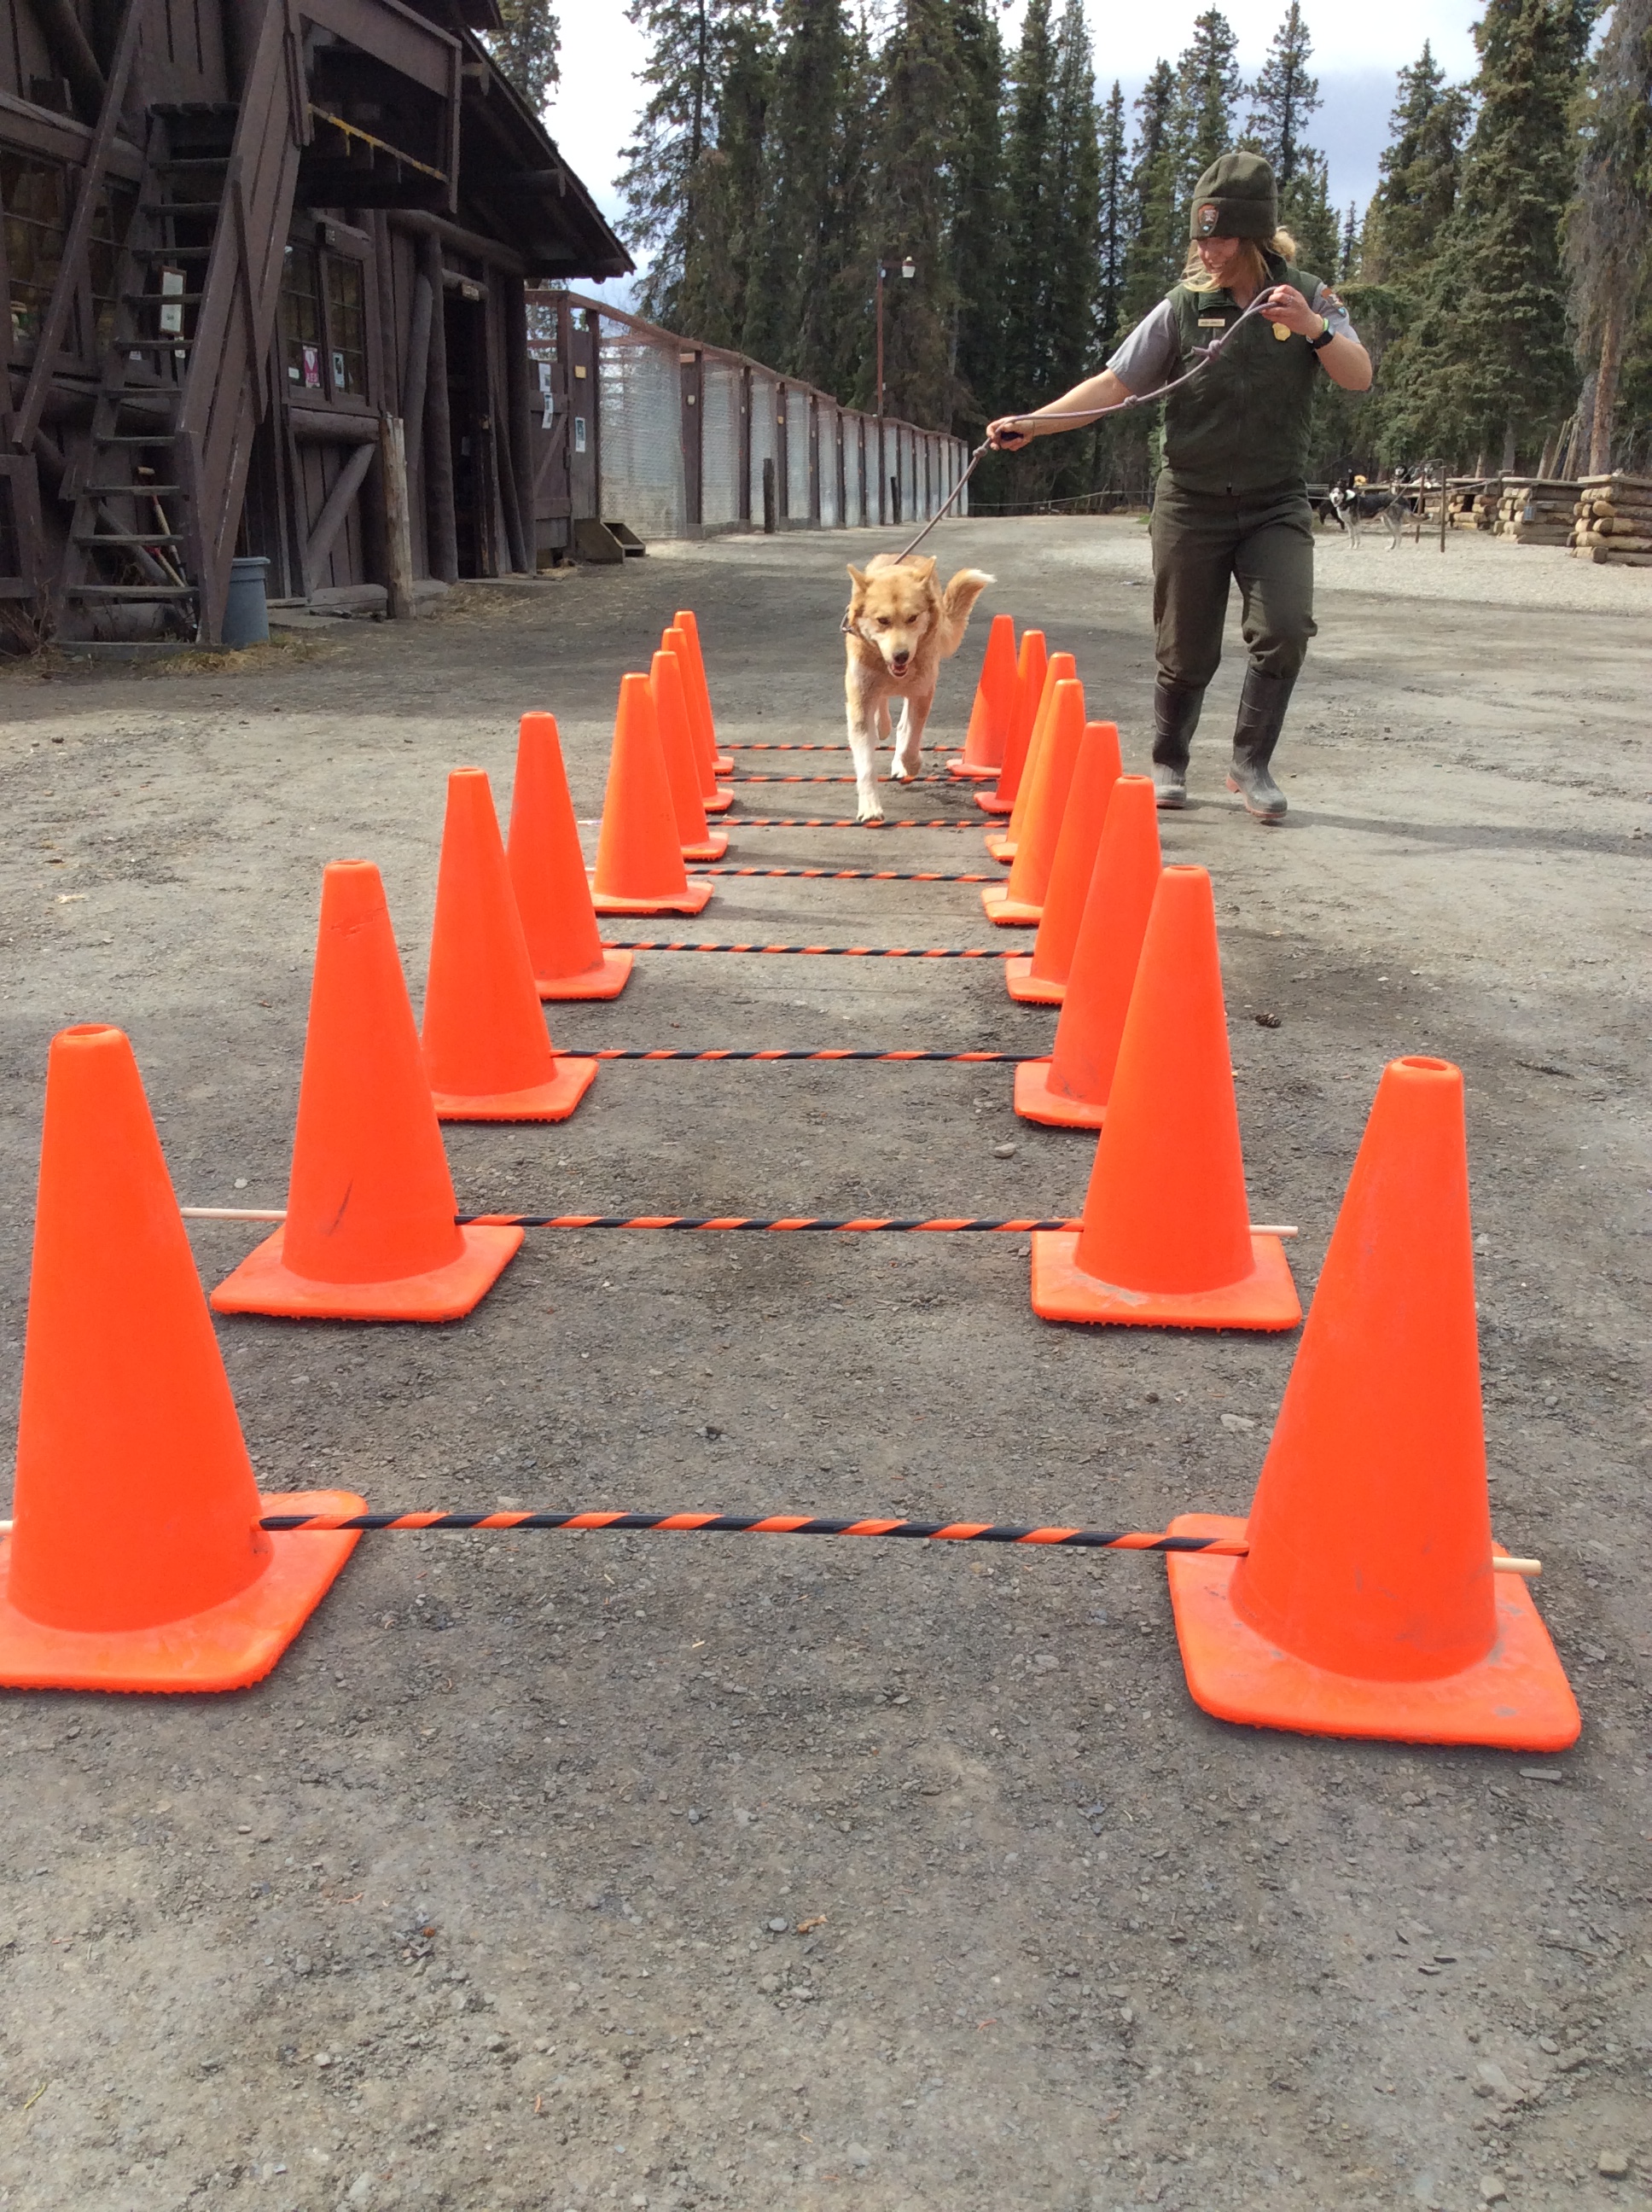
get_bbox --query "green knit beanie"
[1189,152,1278,241]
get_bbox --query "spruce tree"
[1244,4,1317,186]
[948,0,1009,433]
[1171,9,1242,202]
[1096,80,1128,350]
[742,0,854,386]
[1001,0,1059,402]
[1121,61,1181,326]
[1362,44,1470,284]
[486,0,560,116]
[869,0,962,428]
[1385,0,1593,469]
[1048,0,1100,388]
[1564,0,1652,470]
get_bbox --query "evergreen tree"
[1340,201,1359,279]
[486,0,560,116]
[1047,0,1100,388]
[1171,9,1242,202]
[1096,79,1128,350]
[1385,0,1593,469]
[1564,0,1652,470]
[742,0,854,385]
[1001,0,1059,400]
[619,0,771,335]
[1244,3,1317,186]
[1362,43,1470,284]
[689,5,771,350]
[1121,60,1180,326]
[869,0,962,428]
[947,0,1009,432]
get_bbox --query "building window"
[324,253,366,397]
[3,153,67,353]
[280,241,325,390]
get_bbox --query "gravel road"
[0,516,1646,2212]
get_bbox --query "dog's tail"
[937,569,994,660]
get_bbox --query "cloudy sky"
[547,0,1486,297]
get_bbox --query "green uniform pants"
[1149,476,1318,690]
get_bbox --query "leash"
[889,291,1278,564]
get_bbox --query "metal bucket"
[222,556,270,648]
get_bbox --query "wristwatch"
[1308,318,1335,352]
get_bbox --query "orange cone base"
[212,1222,523,1323]
[703,788,734,815]
[1030,1230,1301,1330]
[0,1491,363,1692]
[433,1055,597,1124]
[536,948,633,1002]
[1014,1061,1105,1128]
[985,835,1016,864]
[588,874,714,917]
[713,754,733,776]
[1166,1516,1582,1749]
[976,789,1015,816]
[981,885,1042,928]
[1004,956,1065,1005]
[947,757,999,779]
[682,831,730,861]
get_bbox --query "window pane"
[279,242,323,390]
[3,154,68,355]
[324,255,367,398]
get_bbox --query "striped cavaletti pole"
[246,1507,1540,1575]
[599,941,1021,957]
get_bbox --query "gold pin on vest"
[1272,323,1291,341]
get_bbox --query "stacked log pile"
[1495,479,1577,544]
[1446,480,1483,530]
[1571,474,1652,566]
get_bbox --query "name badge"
[1197,316,1226,328]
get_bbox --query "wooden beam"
[302,437,377,597]
[35,0,107,117]
[15,0,149,454]
[504,275,534,567]
[379,413,416,618]
[387,209,527,279]
[419,231,458,583]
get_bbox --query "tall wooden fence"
[524,289,969,555]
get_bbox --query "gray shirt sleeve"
[1106,282,1359,394]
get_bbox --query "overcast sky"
[548,0,1486,299]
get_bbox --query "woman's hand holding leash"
[1256,284,1320,337]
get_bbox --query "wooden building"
[1,0,628,643]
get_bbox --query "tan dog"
[842,554,993,823]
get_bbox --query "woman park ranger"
[987,152,1372,820]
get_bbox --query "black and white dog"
[1329,480,1411,549]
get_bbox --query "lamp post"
[875,253,916,526]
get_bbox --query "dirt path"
[0,519,1646,2212]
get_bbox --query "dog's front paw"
[887,761,913,784]
[857,802,887,825]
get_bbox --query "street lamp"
[875,253,916,526]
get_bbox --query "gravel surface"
[0,517,1646,2212]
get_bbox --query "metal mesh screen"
[901,429,917,522]
[701,360,741,531]
[817,405,839,527]
[598,329,685,538]
[787,391,811,522]
[749,375,777,519]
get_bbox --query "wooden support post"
[303,439,377,597]
[420,233,459,584]
[504,278,536,572]
[380,414,416,619]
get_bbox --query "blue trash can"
[222,556,270,648]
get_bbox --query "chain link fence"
[526,288,968,554]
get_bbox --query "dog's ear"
[910,555,939,579]
[846,564,869,590]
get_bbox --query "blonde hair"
[1182,229,1298,294]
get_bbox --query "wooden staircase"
[52,0,303,642]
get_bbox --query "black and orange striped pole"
[598,941,1021,957]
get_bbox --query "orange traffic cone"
[213,861,524,1321]
[947,613,1018,778]
[1031,865,1299,1329]
[1006,721,1122,1003]
[590,676,715,916]
[981,678,1085,925]
[673,609,734,777]
[0,1024,362,1691]
[664,626,733,813]
[1166,1056,1579,1749]
[977,630,1046,816]
[424,767,598,1120]
[653,649,728,860]
[985,651,1074,861]
[1015,774,1159,1124]
[506,713,631,1001]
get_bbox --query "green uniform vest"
[1161,255,1323,497]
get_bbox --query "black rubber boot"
[1151,678,1204,809]
[1226,667,1294,820]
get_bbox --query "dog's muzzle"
[889,651,911,678]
